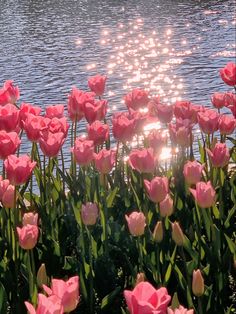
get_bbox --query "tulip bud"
[153,221,164,243]
[171,222,185,246]
[192,269,204,297]
[125,211,146,237]
[135,273,145,286]
[81,202,99,226]
[37,264,48,288]
[159,195,174,217]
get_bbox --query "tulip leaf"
[224,234,236,255]
[164,263,172,285]
[0,281,8,314]
[224,205,236,228]
[106,187,118,208]
[173,264,186,290]
[170,292,179,309]
[101,286,121,309]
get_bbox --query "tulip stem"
[194,202,202,267]
[218,168,224,219]
[137,237,144,272]
[60,149,65,194]
[155,243,162,285]
[198,296,203,314]
[87,227,94,313]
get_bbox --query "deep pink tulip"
[144,176,169,203]
[174,101,198,122]
[219,115,235,135]
[211,92,226,109]
[129,109,149,134]
[220,62,236,86]
[43,276,79,313]
[125,211,146,236]
[68,87,94,121]
[25,293,63,314]
[169,120,192,147]
[167,305,194,314]
[0,103,20,132]
[23,114,49,142]
[4,154,36,185]
[84,99,108,124]
[0,80,20,105]
[198,109,219,134]
[129,148,156,173]
[19,102,41,128]
[206,143,230,168]
[39,131,65,158]
[124,281,171,313]
[45,104,64,118]
[88,74,107,96]
[183,161,204,185]
[147,130,166,154]
[87,120,109,146]
[112,112,136,142]
[94,149,116,174]
[192,269,204,297]
[124,88,149,111]
[0,131,21,159]
[0,178,10,200]
[23,212,38,226]
[160,194,174,217]
[0,178,15,208]
[224,92,236,118]
[189,181,216,208]
[17,224,39,250]
[72,137,94,166]
[156,103,173,123]
[47,117,69,137]
[81,202,99,226]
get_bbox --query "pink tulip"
[156,103,173,123]
[211,92,226,109]
[39,131,65,158]
[0,80,20,105]
[47,117,69,137]
[94,149,116,174]
[174,101,198,122]
[219,115,235,135]
[224,92,236,118]
[43,276,79,312]
[129,109,149,134]
[147,130,166,154]
[124,88,149,111]
[23,212,38,226]
[19,102,41,128]
[17,224,39,250]
[206,143,230,168]
[112,112,136,142]
[220,62,236,86]
[171,222,185,246]
[129,148,156,173]
[1,184,15,208]
[87,120,109,146]
[0,178,10,200]
[72,137,94,166]
[198,109,219,134]
[192,269,204,297]
[169,119,193,147]
[88,74,107,96]
[4,154,36,185]
[25,293,63,314]
[160,194,174,217]
[183,161,204,185]
[0,131,21,159]
[23,114,49,142]
[167,305,194,314]
[0,103,20,132]
[144,176,169,203]
[45,104,64,118]
[81,202,99,225]
[124,281,171,313]
[84,99,108,124]
[125,211,146,236]
[68,87,94,121]
[153,221,164,242]
[189,181,216,208]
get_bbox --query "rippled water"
[0,0,235,162]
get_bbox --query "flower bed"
[0,63,235,313]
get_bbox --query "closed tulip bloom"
[124,281,171,314]
[0,131,21,159]
[148,129,166,154]
[135,273,145,286]
[37,264,48,288]
[81,202,99,225]
[129,148,156,173]
[19,102,41,128]
[25,293,63,314]
[4,155,36,186]
[206,143,230,168]
[169,122,192,147]
[144,176,169,203]
[167,305,194,314]
[94,149,116,174]
[112,112,136,142]
[160,194,174,217]
[192,269,204,297]
[189,181,216,208]
[17,224,39,250]
[23,212,38,226]
[124,88,149,111]
[87,120,109,146]
[43,276,79,312]
[125,211,146,236]
[183,160,204,185]
[211,92,226,109]
[88,74,107,96]
[0,103,19,132]
[1,184,15,208]
[219,115,235,135]
[45,104,64,118]
[174,101,197,122]
[39,131,65,158]
[153,221,164,242]
[0,80,20,105]
[172,222,185,246]
[47,117,69,137]
[156,103,173,123]
[68,87,94,121]
[198,109,219,134]
[0,178,10,200]
[84,99,108,124]
[72,137,94,166]
[23,114,49,142]
[220,62,236,86]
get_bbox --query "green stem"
[60,149,65,194]
[87,227,94,313]
[218,168,224,219]
[198,296,203,314]
[137,236,144,272]
[156,243,161,285]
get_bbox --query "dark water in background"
[0,0,235,165]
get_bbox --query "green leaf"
[224,234,236,255]
[164,263,172,285]
[106,187,118,208]
[170,292,179,309]
[101,286,121,309]
[0,281,8,314]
